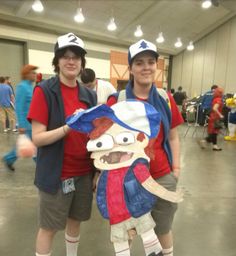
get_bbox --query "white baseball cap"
[54,32,87,54]
[128,39,159,65]
[66,100,161,139]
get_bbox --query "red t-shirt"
[208,97,223,134]
[107,92,183,179]
[28,83,94,179]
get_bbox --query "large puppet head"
[67,100,161,170]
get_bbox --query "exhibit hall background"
[0,24,125,86]
[171,15,236,97]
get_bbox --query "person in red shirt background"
[27,33,97,256]
[199,87,224,151]
[107,39,183,256]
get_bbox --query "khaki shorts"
[151,172,178,235]
[0,107,15,122]
[38,174,93,230]
[110,213,155,243]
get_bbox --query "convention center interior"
[0,0,236,256]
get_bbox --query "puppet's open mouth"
[100,151,133,164]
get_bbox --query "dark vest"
[34,76,97,194]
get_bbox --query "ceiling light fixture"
[187,41,194,51]
[107,17,117,31]
[32,0,44,12]
[201,0,212,9]
[174,37,183,48]
[74,7,85,23]
[134,25,143,37]
[156,32,165,43]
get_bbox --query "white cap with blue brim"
[66,100,161,139]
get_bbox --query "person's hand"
[18,128,26,134]
[92,171,101,192]
[173,168,180,180]
[73,108,85,115]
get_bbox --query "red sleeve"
[106,95,117,106]
[168,93,184,128]
[213,97,221,105]
[27,87,48,126]
[133,163,150,183]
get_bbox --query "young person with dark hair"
[81,68,116,104]
[173,86,187,109]
[27,33,97,256]
[107,39,183,256]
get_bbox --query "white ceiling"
[0,0,236,55]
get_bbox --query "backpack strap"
[156,88,171,109]
[117,90,126,102]
[118,88,171,110]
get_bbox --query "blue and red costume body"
[96,158,157,225]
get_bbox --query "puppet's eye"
[87,134,114,152]
[115,132,135,145]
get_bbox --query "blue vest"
[96,158,157,220]
[34,76,97,194]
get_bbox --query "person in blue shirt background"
[2,64,37,171]
[0,76,16,132]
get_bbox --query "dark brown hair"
[52,46,86,74]
[81,68,96,84]
[0,76,6,83]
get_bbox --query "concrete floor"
[0,125,236,256]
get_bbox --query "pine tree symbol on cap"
[139,40,149,49]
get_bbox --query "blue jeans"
[3,130,36,165]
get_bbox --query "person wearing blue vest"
[2,64,37,171]
[27,33,97,256]
[107,39,184,256]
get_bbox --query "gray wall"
[0,39,25,88]
[171,15,236,97]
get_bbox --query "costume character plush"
[66,100,183,256]
[224,94,236,141]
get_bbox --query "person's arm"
[169,127,181,179]
[213,103,223,118]
[10,94,15,104]
[32,120,70,147]
[15,85,26,130]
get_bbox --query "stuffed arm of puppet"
[141,176,183,203]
